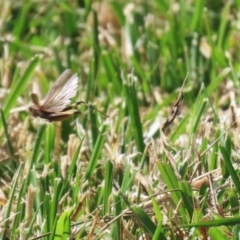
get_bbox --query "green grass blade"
[152,223,166,240]
[182,216,240,228]
[91,9,100,77]
[85,122,108,180]
[0,109,15,159]
[10,177,27,238]
[220,143,240,194]
[26,124,46,185]
[0,163,23,240]
[208,227,228,240]
[123,74,145,159]
[157,162,188,223]
[131,206,156,237]
[178,181,194,219]
[13,1,31,39]
[155,0,169,13]
[85,59,99,145]
[45,124,55,164]
[190,0,206,31]
[110,1,125,25]
[217,3,231,49]
[191,98,208,133]
[103,160,113,215]
[50,178,62,232]
[209,129,220,170]
[54,208,74,240]
[120,162,136,194]
[2,55,41,129]
[102,51,122,95]
[111,194,121,240]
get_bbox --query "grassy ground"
[1,0,240,239]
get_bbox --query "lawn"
[1,0,240,239]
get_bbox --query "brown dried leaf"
[161,74,188,134]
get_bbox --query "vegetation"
[0,0,240,239]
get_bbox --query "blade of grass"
[220,143,240,195]
[228,189,239,216]
[208,227,228,239]
[0,109,15,163]
[60,143,82,197]
[85,59,98,146]
[50,178,62,233]
[155,0,169,13]
[91,9,100,78]
[43,192,51,237]
[157,162,188,224]
[190,0,206,31]
[26,124,46,185]
[191,98,208,134]
[53,47,64,73]
[110,1,125,25]
[122,73,145,162]
[217,3,231,49]
[85,121,109,180]
[111,194,121,240]
[11,177,27,238]
[103,160,113,215]
[13,0,31,39]
[178,181,194,219]
[209,129,220,170]
[131,206,157,237]
[1,55,41,129]
[102,51,122,95]
[181,216,240,228]
[30,167,43,221]
[45,124,55,164]
[147,42,160,86]
[120,161,136,194]
[54,207,74,240]
[0,163,23,240]
[152,223,166,240]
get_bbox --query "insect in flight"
[29,69,83,122]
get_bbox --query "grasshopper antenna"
[76,101,109,118]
